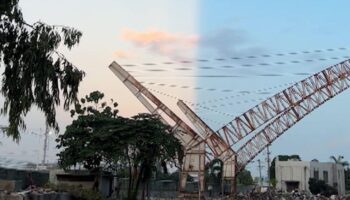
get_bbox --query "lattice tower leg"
[222,154,236,195]
[179,141,206,198]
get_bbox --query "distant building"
[49,169,113,197]
[275,159,345,195]
[0,167,49,191]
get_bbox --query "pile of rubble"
[232,190,350,200]
[0,189,70,200]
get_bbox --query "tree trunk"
[127,165,132,199]
[141,182,146,200]
[129,165,144,200]
[147,182,149,199]
[92,174,99,191]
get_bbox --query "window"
[314,170,319,180]
[323,171,328,183]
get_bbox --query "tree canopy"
[236,169,253,186]
[329,155,349,167]
[346,168,350,191]
[56,91,184,199]
[309,178,338,197]
[206,158,223,184]
[0,0,84,140]
[56,91,120,171]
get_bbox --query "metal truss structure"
[109,59,350,197]
[233,60,350,171]
[109,62,234,197]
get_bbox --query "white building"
[275,159,345,195]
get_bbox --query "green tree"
[309,178,338,197]
[329,155,349,167]
[345,167,350,191]
[56,91,120,190]
[56,91,183,200]
[236,169,253,185]
[0,0,84,140]
[205,158,223,193]
[159,170,193,182]
[126,113,183,200]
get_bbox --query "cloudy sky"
[1,1,350,177]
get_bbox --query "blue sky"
[196,1,350,174]
[0,1,349,177]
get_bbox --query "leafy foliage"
[56,91,183,200]
[269,178,277,188]
[0,0,84,140]
[345,168,350,191]
[56,91,120,171]
[329,155,349,166]
[125,113,184,199]
[236,169,253,185]
[309,178,338,197]
[46,183,105,200]
[205,158,223,191]
[155,170,193,182]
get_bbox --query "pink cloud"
[120,28,198,58]
[113,50,135,59]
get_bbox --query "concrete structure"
[0,167,49,191]
[49,170,113,197]
[276,159,345,195]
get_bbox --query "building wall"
[49,170,112,197]
[310,162,333,185]
[336,164,345,195]
[310,162,345,195]
[0,167,49,191]
[275,160,310,192]
[276,160,345,195]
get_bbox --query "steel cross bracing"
[177,100,236,181]
[109,62,200,145]
[109,61,234,196]
[109,62,233,158]
[110,59,350,195]
[231,60,350,172]
[215,60,350,156]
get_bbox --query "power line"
[145,88,228,126]
[135,72,313,79]
[121,47,349,68]
[199,82,295,105]
[141,80,292,93]
[148,87,264,118]
[257,159,264,186]
[142,81,296,110]
[266,146,271,187]
[143,56,349,119]
[148,88,236,118]
[121,56,350,74]
[140,81,294,103]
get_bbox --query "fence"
[116,178,254,199]
[0,167,49,191]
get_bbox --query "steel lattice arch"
[109,59,350,198]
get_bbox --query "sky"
[1,1,350,177]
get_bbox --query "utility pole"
[257,159,262,186]
[267,145,271,186]
[42,124,49,165]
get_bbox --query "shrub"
[309,178,338,197]
[46,183,105,200]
